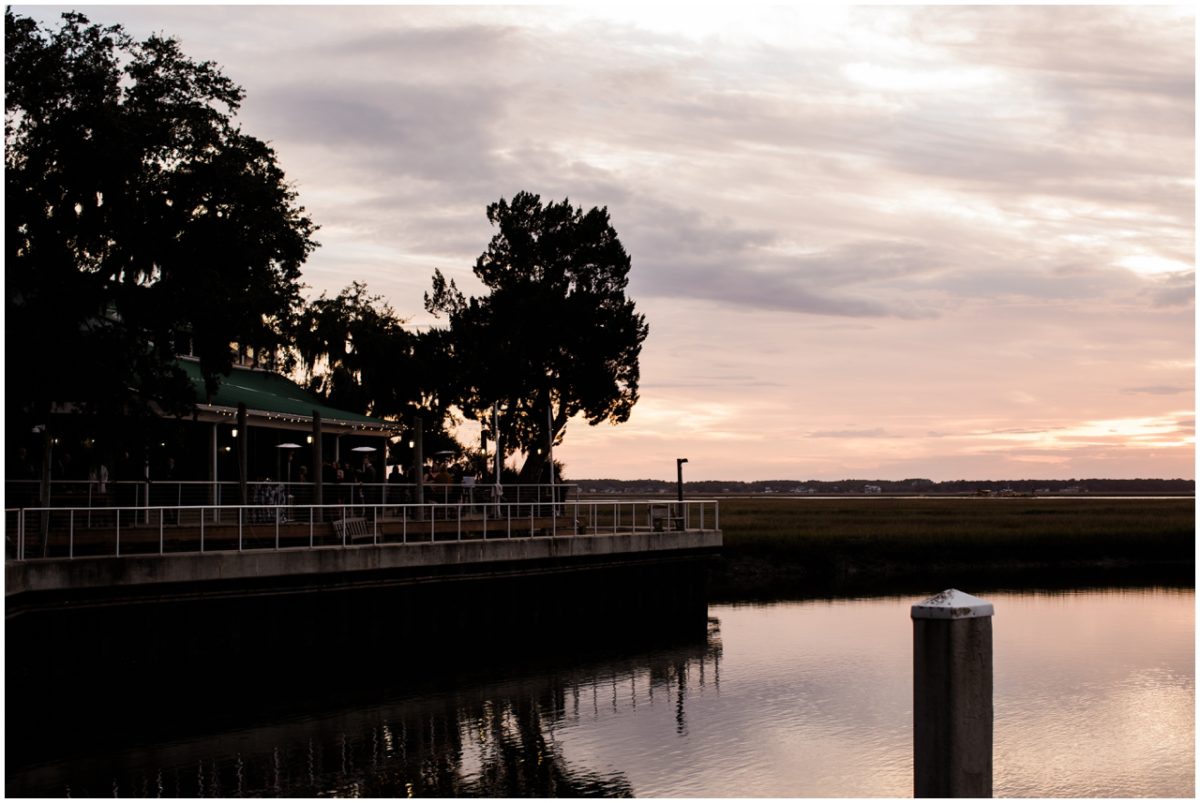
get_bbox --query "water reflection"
[549,588,1192,797]
[8,621,722,797]
[7,589,1192,798]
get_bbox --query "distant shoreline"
[707,496,1195,601]
[704,492,1194,499]
[572,476,1195,497]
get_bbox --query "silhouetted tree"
[295,282,408,417]
[294,281,460,456]
[6,10,317,435]
[426,192,648,481]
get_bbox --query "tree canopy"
[5,10,317,428]
[426,192,648,480]
[294,282,458,451]
[5,11,649,484]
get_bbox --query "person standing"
[88,461,109,496]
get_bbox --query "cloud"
[807,428,890,439]
[222,5,1191,327]
[310,21,519,65]
[1122,386,1192,396]
[1145,272,1196,308]
[14,4,1192,480]
[624,201,944,318]
[256,82,506,183]
[648,375,786,390]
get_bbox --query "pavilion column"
[208,423,218,522]
[38,414,52,555]
[312,411,323,508]
[412,414,424,516]
[237,403,247,505]
[38,418,52,509]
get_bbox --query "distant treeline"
[574,477,1195,495]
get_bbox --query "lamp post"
[676,458,688,530]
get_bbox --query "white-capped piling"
[912,589,993,798]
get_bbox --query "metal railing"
[5,498,719,561]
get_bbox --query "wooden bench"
[649,505,684,532]
[332,517,372,543]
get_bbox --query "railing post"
[69,510,74,559]
[457,504,462,540]
[159,508,165,554]
[116,507,121,556]
[912,589,994,798]
[201,510,206,553]
[238,507,244,552]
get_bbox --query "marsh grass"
[713,497,1194,598]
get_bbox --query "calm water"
[7,588,1193,797]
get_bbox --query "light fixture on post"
[276,442,301,483]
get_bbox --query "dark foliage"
[5,10,317,428]
[294,282,460,457]
[426,192,648,481]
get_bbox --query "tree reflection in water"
[12,619,722,798]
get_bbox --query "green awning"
[179,359,396,434]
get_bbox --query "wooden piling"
[912,589,993,798]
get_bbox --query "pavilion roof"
[179,359,396,436]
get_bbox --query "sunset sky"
[18,4,1195,481]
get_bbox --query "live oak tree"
[426,192,648,481]
[5,11,317,450]
[294,282,460,458]
[295,283,410,418]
